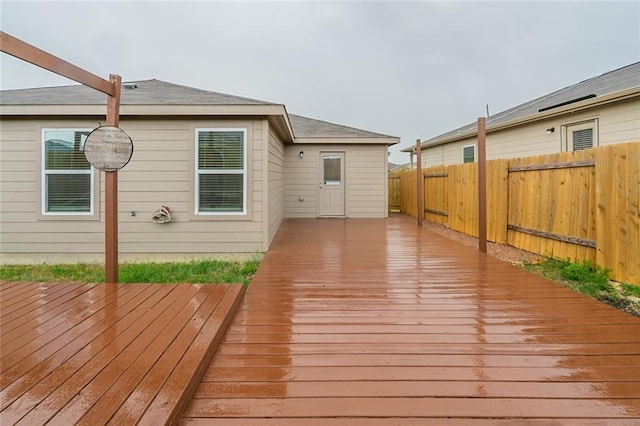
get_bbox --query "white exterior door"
[318,152,345,217]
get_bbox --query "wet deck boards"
[0,281,244,425]
[183,216,640,424]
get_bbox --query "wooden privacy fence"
[388,173,401,212]
[391,142,639,285]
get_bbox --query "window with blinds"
[196,129,246,214]
[42,129,93,214]
[572,128,593,151]
[462,145,475,163]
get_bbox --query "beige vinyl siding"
[267,125,285,246]
[597,98,640,142]
[1,117,267,263]
[283,145,317,218]
[284,144,388,218]
[422,98,640,166]
[0,121,39,225]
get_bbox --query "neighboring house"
[388,162,410,173]
[402,62,640,166]
[0,79,398,263]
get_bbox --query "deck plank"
[0,282,244,426]
[184,216,640,423]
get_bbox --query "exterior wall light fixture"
[546,127,555,134]
[299,150,304,158]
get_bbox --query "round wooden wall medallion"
[84,125,133,172]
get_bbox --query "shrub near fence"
[392,142,639,285]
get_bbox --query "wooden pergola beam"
[0,31,115,96]
[1,31,122,284]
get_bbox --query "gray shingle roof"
[289,114,396,139]
[0,79,273,105]
[1,79,397,141]
[416,61,640,148]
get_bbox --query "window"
[462,145,475,163]
[42,129,93,214]
[195,129,246,214]
[323,156,342,185]
[572,129,593,150]
[564,119,598,152]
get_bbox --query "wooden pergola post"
[105,76,122,283]
[1,31,122,283]
[477,117,487,253]
[416,139,423,227]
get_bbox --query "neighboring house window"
[462,145,475,163]
[195,129,246,214]
[42,129,93,214]
[564,120,598,151]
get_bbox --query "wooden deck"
[0,281,244,425]
[183,216,640,424]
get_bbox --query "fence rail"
[389,142,639,285]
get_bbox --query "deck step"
[138,283,245,425]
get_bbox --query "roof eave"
[294,137,399,145]
[401,85,640,152]
[0,103,297,141]
[0,103,289,117]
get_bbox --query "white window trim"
[462,144,476,163]
[41,128,94,216]
[561,118,599,152]
[194,128,247,216]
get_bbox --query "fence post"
[416,139,423,226]
[478,118,487,253]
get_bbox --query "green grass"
[523,258,639,317]
[0,258,260,286]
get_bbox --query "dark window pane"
[47,174,91,212]
[463,146,475,163]
[199,174,243,212]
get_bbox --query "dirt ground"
[421,220,544,265]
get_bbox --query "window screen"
[43,130,92,213]
[196,129,246,213]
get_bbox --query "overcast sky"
[1,1,638,163]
